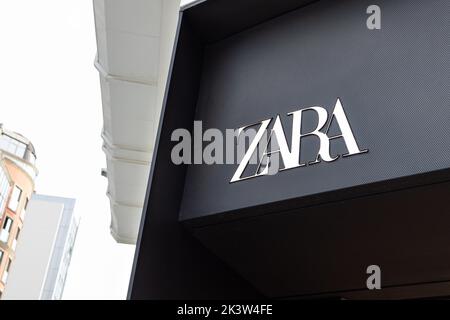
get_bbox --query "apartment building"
[0,126,37,298]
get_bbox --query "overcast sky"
[0,0,135,299]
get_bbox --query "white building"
[3,194,78,300]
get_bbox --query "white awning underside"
[93,0,180,244]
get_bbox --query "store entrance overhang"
[129,0,450,299]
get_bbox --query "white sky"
[0,0,135,299]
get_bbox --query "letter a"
[366,265,381,290]
[326,98,368,157]
[366,5,381,30]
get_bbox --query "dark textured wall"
[181,0,450,222]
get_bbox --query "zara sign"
[231,98,368,183]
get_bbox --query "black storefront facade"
[128,0,450,300]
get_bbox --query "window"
[0,167,10,214]
[1,259,11,284]
[8,185,22,212]
[20,197,28,221]
[12,228,20,251]
[0,134,27,159]
[0,217,13,243]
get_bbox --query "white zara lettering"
[230,98,368,183]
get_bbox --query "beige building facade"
[0,126,37,298]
